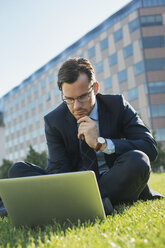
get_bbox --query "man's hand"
[77,116,98,149]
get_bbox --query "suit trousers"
[8,150,151,205]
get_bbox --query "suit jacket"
[44,94,158,176]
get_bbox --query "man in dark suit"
[7,57,163,216]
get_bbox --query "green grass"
[0,173,164,248]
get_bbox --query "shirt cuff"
[102,139,115,154]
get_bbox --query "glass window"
[46,92,51,101]
[143,36,165,48]
[108,53,117,66]
[150,104,165,117]
[28,117,32,126]
[88,46,95,58]
[27,89,31,97]
[20,149,25,158]
[140,14,162,26]
[22,120,26,129]
[128,18,140,33]
[19,135,24,144]
[114,28,123,42]
[155,129,165,141]
[145,58,165,71]
[103,77,112,90]
[118,69,127,83]
[21,94,25,102]
[123,44,133,58]
[133,61,145,76]
[24,105,28,113]
[40,127,44,136]
[35,114,40,122]
[31,101,35,109]
[127,87,138,101]
[95,61,104,73]
[54,87,59,96]
[26,133,30,141]
[100,38,108,50]
[34,84,38,93]
[48,74,54,83]
[32,130,37,139]
[41,79,46,88]
[145,81,165,94]
[40,142,46,151]
[38,96,43,105]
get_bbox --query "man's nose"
[73,99,81,110]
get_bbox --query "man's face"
[62,73,99,120]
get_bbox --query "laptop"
[0,171,106,227]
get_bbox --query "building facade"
[0,0,165,163]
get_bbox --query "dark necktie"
[79,139,99,179]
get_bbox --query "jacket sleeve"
[111,95,158,161]
[44,116,72,174]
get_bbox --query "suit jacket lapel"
[97,97,111,138]
[65,109,79,150]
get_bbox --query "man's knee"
[8,161,25,178]
[125,150,151,177]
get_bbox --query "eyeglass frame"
[61,83,96,105]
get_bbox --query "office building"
[0,0,165,163]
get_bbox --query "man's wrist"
[102,139,115,154]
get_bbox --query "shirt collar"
[89,100,98,121]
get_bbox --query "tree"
[0,159,13,178]
[151,140,165,172]
[24,145,47,169]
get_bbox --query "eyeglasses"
[62,83,95,105]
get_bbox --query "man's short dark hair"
[57,58,96,91]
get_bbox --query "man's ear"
[94,81,99,95]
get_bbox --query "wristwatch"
[94,137,106,152]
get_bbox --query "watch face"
[98,137,105,144]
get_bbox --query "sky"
[0,0,130,98]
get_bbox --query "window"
[145,58,165,71]
[41,79,46,88]
[123,44,133,58]
[114,28,123,42]
[38,96,43,105]
[22,120,26,129]
[150,104,165,117]
[46,92,51,101]
[34,84,38,93]
[31,101,35,109]
[108,53,117,66]
[40,127,44,136]
[54,87,59,96]
[143,36,165,48]
[28,117,32,126]
[155,129,165,141]
[103,77,112,90]
[88,46,95,58]
[24,105,28,113]
[118,69,127,83]
[128,18,140,33]
[32,130,37,139]
[95,61,104,73]
[35,114,40,122]
[140,14,162,26]
[127,87,138,101]
[26,133,30,141]
[48,74,54,83]
[145,81,165,94]
[100,38,108,50]
[27,89,31,97]
[133,61,145,76]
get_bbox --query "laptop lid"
[0,171,106,227]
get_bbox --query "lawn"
[0,173,164,248]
